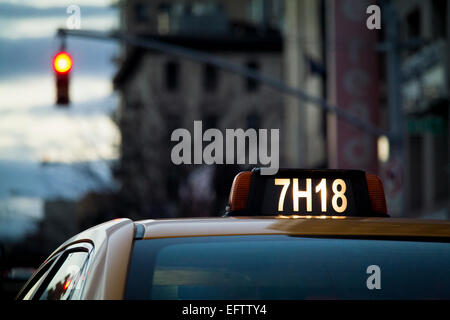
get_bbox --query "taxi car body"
[16,169,450,300]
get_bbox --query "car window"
[21,260,56,300]
[126,235,450,300]
[38,251,89,300]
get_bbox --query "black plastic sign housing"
[229,168,380,217]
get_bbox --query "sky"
[0,0,121,241]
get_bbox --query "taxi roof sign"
[226,168,388,217]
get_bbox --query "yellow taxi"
[16,168,450,300]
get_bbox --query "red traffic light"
[53,51,72,105]
[53,51,73,74]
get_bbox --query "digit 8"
[332,179,347,213]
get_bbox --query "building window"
[406,9,421,39]
[157,4,170,34]
[166,114,182,142]
[203,64,218,92]
[135,2,150,23]
[246,112,261,130]
[404,8,421,55]
[245,61,260,92]
[165,61,179,91]
[204,114,218,130]
[432,0,447,39]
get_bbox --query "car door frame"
[16,241,94,300]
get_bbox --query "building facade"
[394,0,449,218]
[113,0,449,219]
[113,0,285,218]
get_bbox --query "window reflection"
[40,251,88,300]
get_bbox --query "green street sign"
[407,116,446,135]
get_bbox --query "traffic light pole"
[383,2,407,216]
[57,28,389,138]
[378,0,429,216]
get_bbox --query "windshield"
[125,235,450,300]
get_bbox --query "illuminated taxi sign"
[227,168,388,217]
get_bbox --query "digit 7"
[274,179,290,212]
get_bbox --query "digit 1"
[315,178,327,212]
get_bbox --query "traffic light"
[53,51,72,105]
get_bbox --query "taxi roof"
[137,216,450,240]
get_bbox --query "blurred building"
[113,0,285,218]
[285,0,450,218]
[42,199,78,254]
[283,0,327,169]
[394,0,449,218]
[113,0,449,219]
